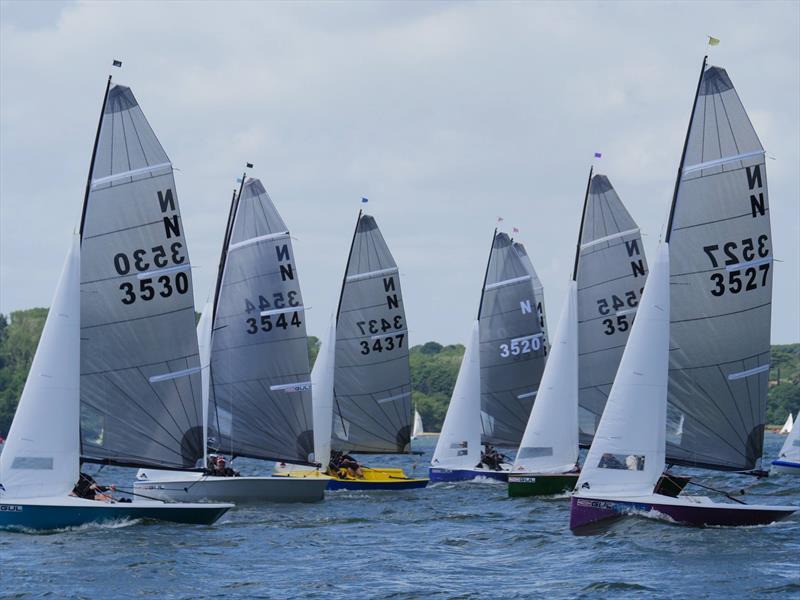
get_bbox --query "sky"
[1,0,798,345]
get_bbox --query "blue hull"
[327,479,428,491]
[429,467,508,483]
[0,503,230,532]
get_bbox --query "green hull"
[508,473,579,497]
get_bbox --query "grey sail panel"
[513,242,550,343]
[207,179,314,464]
[576,175,648,446]
[479,232,546,447]
[333,214,411,453]
[666,65,770,471]
[80,84,203,470]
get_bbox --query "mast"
[211,173,247,326]
[571,166,594,282]
[665,56,708,243]
[476,228,498,319]
[335,209,363,323]
[79,75,113,242]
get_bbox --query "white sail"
[431,321,482,470]
[777,414,799,463]
[412,410,424,439]
[0,238,81,499]
[197,300,213,464]
[779,413,794,435]
[577,243,670,497]
[514,281,578,474]
[311,314,337,468]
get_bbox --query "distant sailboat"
[779,413,794,435]
[283,211,428,490]
[570,58,797,532]
[430,231,547,482]
[772,413,799,474]
[134,176,330,503]
[412,410,425,439]
[0,76,232,530]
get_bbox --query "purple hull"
[570,495,796,534]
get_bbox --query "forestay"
[333,214,412,453]
[576,175,648,445]
[0,239,80,499]
[207,178,314,464]
[513,242,550,343]
[431,322,482,470]
[479,232,547,447]
[79,84,204,470]
[665,64,771,471]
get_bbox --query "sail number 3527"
[703,236,770,297]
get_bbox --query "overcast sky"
[1,0,798,345]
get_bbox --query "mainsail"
[479,232,547,446]
[576,173,649,445]
[79,83,204,470]
[665,61,772,471]
[206,178,314,464]
[333,213,412,453]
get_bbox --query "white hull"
[771,460,800,475]
[134,474,328,503]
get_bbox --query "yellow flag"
[708,36,720,46]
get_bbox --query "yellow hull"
[277,467,429,490]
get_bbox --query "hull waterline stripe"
[345,267,398,283]
[727,364,770,381]
[229,231,290,252]
[91,162,172,189]
[137,263,192,279]
[580,228,640,250]
[485,275,531,291]
[149,366,202,383]
[682,150,764,175]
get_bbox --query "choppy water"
[1,433,798,599]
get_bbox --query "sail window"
[517,446,553,459]
[11,457,53,470]
[597,453,645,470]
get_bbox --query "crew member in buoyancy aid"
[479,444,509,471]
[328,450,365,479]
[71,472,116,501]
[210,455,239,477]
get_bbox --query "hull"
[570,493,797,534]
[771,459,800,475]
[0,497,232,532]
[508,473,577,496]
[134,475,329,503]
[279,467,428,491]
[429,467,509,483]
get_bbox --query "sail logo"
[0,504,23,512]
[625,239,646,278]
[157,189,181,239]
[746,165,766,218]
[276,244,294,281]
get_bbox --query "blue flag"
[594,152,602,158]
[361,197,369,203]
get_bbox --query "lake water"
[1,432,798,599]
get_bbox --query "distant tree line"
[1,307,799,436]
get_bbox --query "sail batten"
[206,178,315,465]
[665,63,771,471]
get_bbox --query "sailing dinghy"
[772,413,799,475]
[279,211,428,490]
[570,59,798,532]
[412,410,425,439]
[778,413,794,435]
[0,77,232,530]
[430,231,548,482]
[135,177,330,503]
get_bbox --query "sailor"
[212,455,239,477]
[329,450,364,479]
[71,472,116,501]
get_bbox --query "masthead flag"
[512,227,519,234]
[361,197,369,203]
[708,36,720,46]
[594,152,602,158]
[112,59,122,68]
[246,162,254,169]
